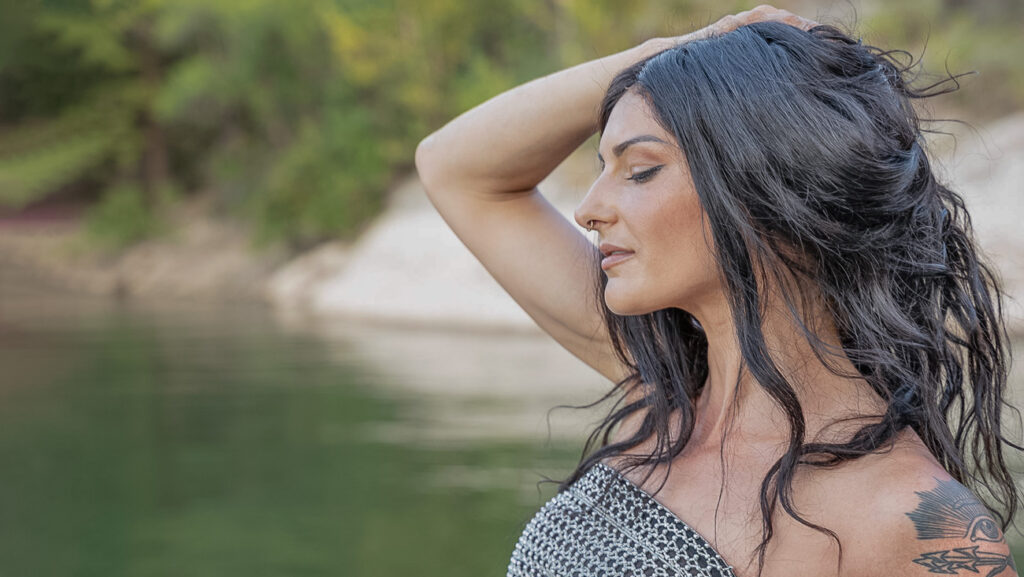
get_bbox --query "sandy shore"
[1,116,1022,335]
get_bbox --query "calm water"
[0,267,608,576]
[1,266,1022,575]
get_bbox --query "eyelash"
[628,165,663,183]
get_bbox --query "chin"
[604,286,661,317]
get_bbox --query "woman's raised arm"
[414,38,675,383]
[413,6,815,383]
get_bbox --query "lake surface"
[1,265,1022,575]
[0,267,613,576]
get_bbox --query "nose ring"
[585,220,595,232]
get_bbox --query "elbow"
[414,134,434,169]
[414,134,442,189]
[416,133,462,197]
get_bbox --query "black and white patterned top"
[506,460,737,577]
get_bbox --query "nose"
[573,178,616,233]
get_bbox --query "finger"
[774,10,819,29]
[790,16,820,31]
[767,11,818,31]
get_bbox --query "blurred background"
[0,0,1022,575]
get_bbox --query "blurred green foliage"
[861,0,1024,115]
[0,0,1020,252]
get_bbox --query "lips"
[599,243,633,258]
[600,251,634,270]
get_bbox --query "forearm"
[415,38,673,196]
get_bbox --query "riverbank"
[1,116,1022,335]
[0,194,293,303]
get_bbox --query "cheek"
[648,197,717,286]
[652,191,710,253]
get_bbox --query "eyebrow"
[597,135,671,164]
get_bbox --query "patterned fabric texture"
[506,461,736,577]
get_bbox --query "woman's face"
[574,89,721,316]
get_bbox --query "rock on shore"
[265,148,597,333]
[1,114,1021,335]
[0,195,290,303]
[269,115,1024,334]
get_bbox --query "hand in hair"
[658,4,819,48]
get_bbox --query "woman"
[414,5,1020,577]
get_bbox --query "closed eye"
[628,165,664,183]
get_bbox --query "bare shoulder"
[802,431,1018,577]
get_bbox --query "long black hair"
[547,21,1021,577]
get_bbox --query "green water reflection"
[1,268,1022,575]
[0,272,584,576]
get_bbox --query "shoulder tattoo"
[905,477,1017,576]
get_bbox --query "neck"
[681,280,887,453]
